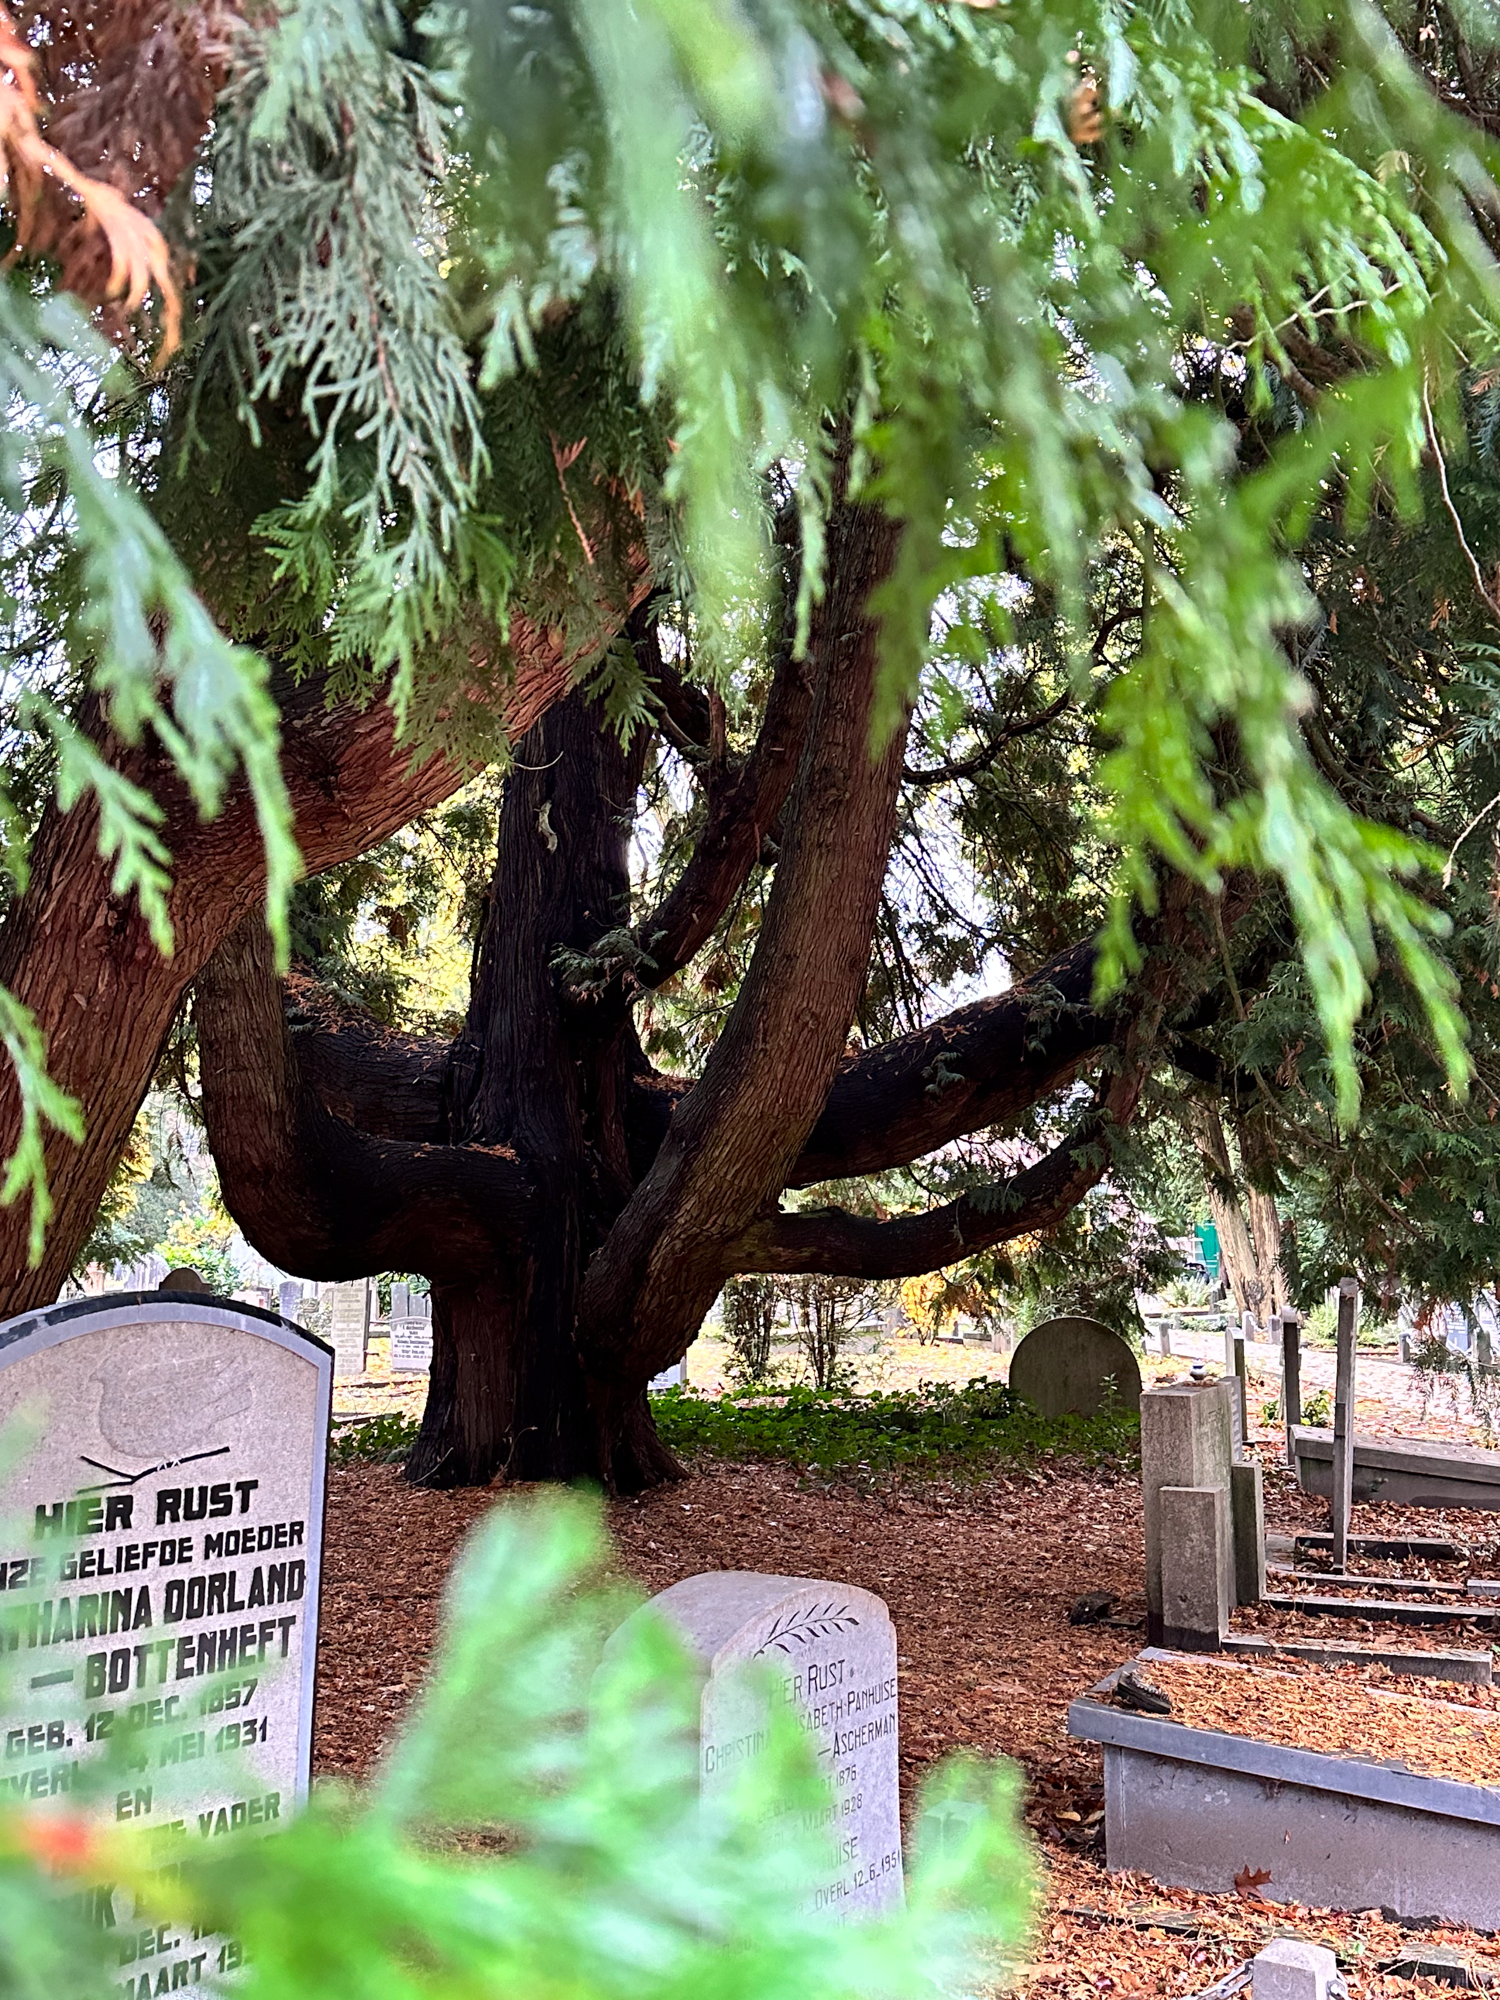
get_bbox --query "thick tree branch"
[576,490,912,1393]
[791,938,1107,1183]
[632,639,816,991]
[731,873,1254,1283]
[285,975,448,1143]
[197,915,537,1279]
[0,587,641,1311]
[730,1105,1118,1277]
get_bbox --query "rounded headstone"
[1009,1315,1141,1417]
[159,1265,210,1293]
[0,1290,332,1840]
[617,1571,903,1919]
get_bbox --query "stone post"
[1230,1460,1265,1605]
[1252,1939,1345,2000]
[1280,1305,1302,1465]
[1142,1379,1235,1644]
[1159,1485,1230,1649]
[1332,1277,1359,1570]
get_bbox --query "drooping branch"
[196,914,537,1279]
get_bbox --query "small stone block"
[1142,1380,1235,1636]
[1159,1484,1230,1650]
[1253,1939,1343,2000]
[1382,1947,1479,1988]
[1231,1460,1266,1606]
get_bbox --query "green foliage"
[1301,1386,1332,1426]
[71,1101,194,1279]
[155,1184,241,1296]
[0,284,296,1258]
[16,0,1500,1288]
[0,1492,1035,1995]
[330,1411,422,1466]
[651,1379,1139,1481]
[197,4,495,702]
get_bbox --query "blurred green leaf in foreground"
[0,1491,1034,1997]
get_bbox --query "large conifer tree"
[5,2,1500,1482]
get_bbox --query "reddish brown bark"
[573,497,912,1413]
[0,606,617,1314]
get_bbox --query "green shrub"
[330,1413,422,1466]
[0,1494,1035,1995]
[1302,1387,1332,1426]
[652,1379,1139,1481]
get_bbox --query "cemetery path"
[315,1459,1498,1997]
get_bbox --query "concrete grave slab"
[1293,1429,1500,1511]
[1069,1649,1500,1929]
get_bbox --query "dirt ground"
[312,1446,1500,1999]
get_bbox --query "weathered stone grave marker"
[1008,1315,1141,1419]
[390,1289,433,1375]
[629,1572,903,1919]
[1142,1377,1263,1647]
[326,1278,369,1380]
[0,1291,331,1877]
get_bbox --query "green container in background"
[1194,1220,1221,1282]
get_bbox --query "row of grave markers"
[324,1278,432,1379]
[0,1282,904,1968]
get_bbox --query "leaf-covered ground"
[312,1449,1500,1998]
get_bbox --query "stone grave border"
[1069,1648,1500,1930]
[0,1289,334,1809]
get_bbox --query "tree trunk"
[378,690,669,1489]
[1185,1098,1284,1322]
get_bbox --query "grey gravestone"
[1008,1316,1141,1418]
[0,1292,330,1890]
[634,1572,902,1919]
[326,1280,369,1380]
[390,1296,432,1376]
[277,1280,302,1323]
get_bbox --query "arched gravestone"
[624,1572,903,1919]
[0,1291,331,1870]
[1009,1315,1142,1418]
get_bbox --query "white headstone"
[0,1293,331,1868]
[648,1360,686,1391]
[326,1280,369,1380]
[389,1318,433,1375]
[277,1280,302,1323]
[638,1572,902,1919]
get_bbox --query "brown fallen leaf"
[1234,1865,1272,1898]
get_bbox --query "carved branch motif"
[754,1601,863,1657]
